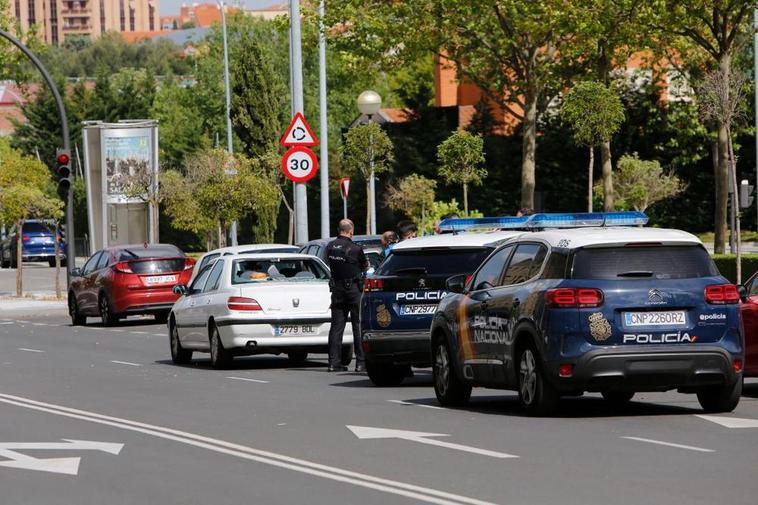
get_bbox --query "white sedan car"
[168,253,353,369]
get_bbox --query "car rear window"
[22,222,53,233]
[232,258,329,284]
[118,245,183,261]
[376,248,492,277]
[129,259,186,274]
[572,245,718,280]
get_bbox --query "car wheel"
[99,294,118,327]
[341,345,353,367]
[69,293,86,326]
[601,391,634,405]
[697,378,742,413]
[432,339,471,405]
[154,311,169,325]
[366,360,408,387]
[209,324,232,369]
[287,350,308,364]
[518,345,559,416]
[170,322,193,365]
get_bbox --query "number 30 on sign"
[281,146,319,183]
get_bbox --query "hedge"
[712,254,758,284]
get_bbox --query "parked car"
[739,270,758,377]
[169,253,353,369]
[68,244,195,326]
[299,235,383,270]
[191,244,299,281]
[1,220,66,268]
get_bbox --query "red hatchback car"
[740,270,758,377]
[68,244,195,326]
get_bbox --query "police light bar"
[526,212,605,229]
[438,216,530,232]
[601,211,649,226]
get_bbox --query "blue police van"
[430,212,745,415]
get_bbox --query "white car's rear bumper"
[216,317,353,350]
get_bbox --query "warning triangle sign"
[280,112,318,147]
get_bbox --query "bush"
[712,254,758,284]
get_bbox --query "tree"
[613,153,684,212]
[341,122,394,233]
[385,175,436,231]
[437,131,487,216]
[560,81,625,211]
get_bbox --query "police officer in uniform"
[326,219,368,372]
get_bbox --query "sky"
[159,0,280,16]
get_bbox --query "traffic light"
[740,179,754,209]
[56,148,71,199]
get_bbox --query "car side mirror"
[173,284,188,296]
[71,267,82,277]
[446,274,468,294]
[737,284,748,303]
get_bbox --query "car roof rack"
[438,211,648,233]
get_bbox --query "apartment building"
[7,0,160,45]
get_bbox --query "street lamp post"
[217,0,237,246]
[357,90,381,235]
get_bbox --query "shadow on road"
[85,317,165,329]
[154,356,328,371]
[741,381,758,398]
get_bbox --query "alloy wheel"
[434,344,450,397]
[519,349,537,405]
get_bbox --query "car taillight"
[545,288,603,308]
[183,258,196,270]
[228,296,262,311]
[364,278,384,292]
[733,358,743,373]
[21,235,31,242]
[704,284,740,304]
[113,261,133,273]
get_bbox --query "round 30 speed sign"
[281,146,318,183]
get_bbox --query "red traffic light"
[57,153,70,165]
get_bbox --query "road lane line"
[388,400,445,410]
[621,436,714,453]
[109,329,125,333]
[18,348,44,353]
[110,360,141,367]
[151,333,164,337]
[0,393,495,505]
[227,376,270,384]
[130,331,148,335]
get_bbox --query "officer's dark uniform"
[326,234,368,369]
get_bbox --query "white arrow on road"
[0,439,123,475]
[696,415,758,428]
[346,425,518,459]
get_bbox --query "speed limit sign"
[281,146,318,183]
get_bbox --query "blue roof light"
[438,216,530,232]
[437,211,649,232]
[601,211,649,226]
[527,212,605,229]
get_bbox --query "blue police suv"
[430,212,744,415]
[361,231,521,386]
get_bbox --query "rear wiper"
[121,249,139,259]
[617,270,654,277]
[395,267,428,275]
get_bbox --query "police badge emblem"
[376,304,391,328]
[588,312,612,341]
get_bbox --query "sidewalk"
[0,296,67,316]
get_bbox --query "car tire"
[68,293,86,326]
[432,339,471,405]
[697,378,742,413]
[341,345,353,367]
[170,322,193,365]
[209,324,232,369]
[601,391,634,405]
[99,294,118,327]
[154,311,169,325]
[517,344,559,416]
[287,349,308,364]
[366,361,407,387]
[48,258,56,268]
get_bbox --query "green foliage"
[385,174,436,226]
[437,130,487,214]
[713,255,758,284]
[423,200,483,236]
[341,122,395,180]
[561,81,625,147]
[613,153,685,212]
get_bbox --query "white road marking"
[109,329,125,333]
[227,376,270,384]
[696,414,758,428]
[16,320,30,324]
[621,436,714,453]
[130,331,148,335]
[347,425,518,459]
[0,393,495,505]
[388,400,445,410]
[0,439,123,475]
[31,323,48,326]
[18,348,44,353]
[110,360,141,367]
[151,333,164,337]
[0,321,13,325]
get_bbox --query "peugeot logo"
[418,278,426,288]
[648,289,664,303]
[292,298,300,308]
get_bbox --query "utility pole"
[754,8,758,231]
[217,0,238,246]
[290,0,309,244]
[318,0,330,238]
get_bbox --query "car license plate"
[275,325,318,336]
[623,310,687,327]
[399,304,437,315]
[144,274,177,285]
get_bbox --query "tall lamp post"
[216,0,237,246]
[356,90,381,235]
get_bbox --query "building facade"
[7,0,160,45]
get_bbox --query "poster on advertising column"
[101,129,154,204]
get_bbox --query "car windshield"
[232,258,329,284]
[375,248,492,276]
[572,245,719,280]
